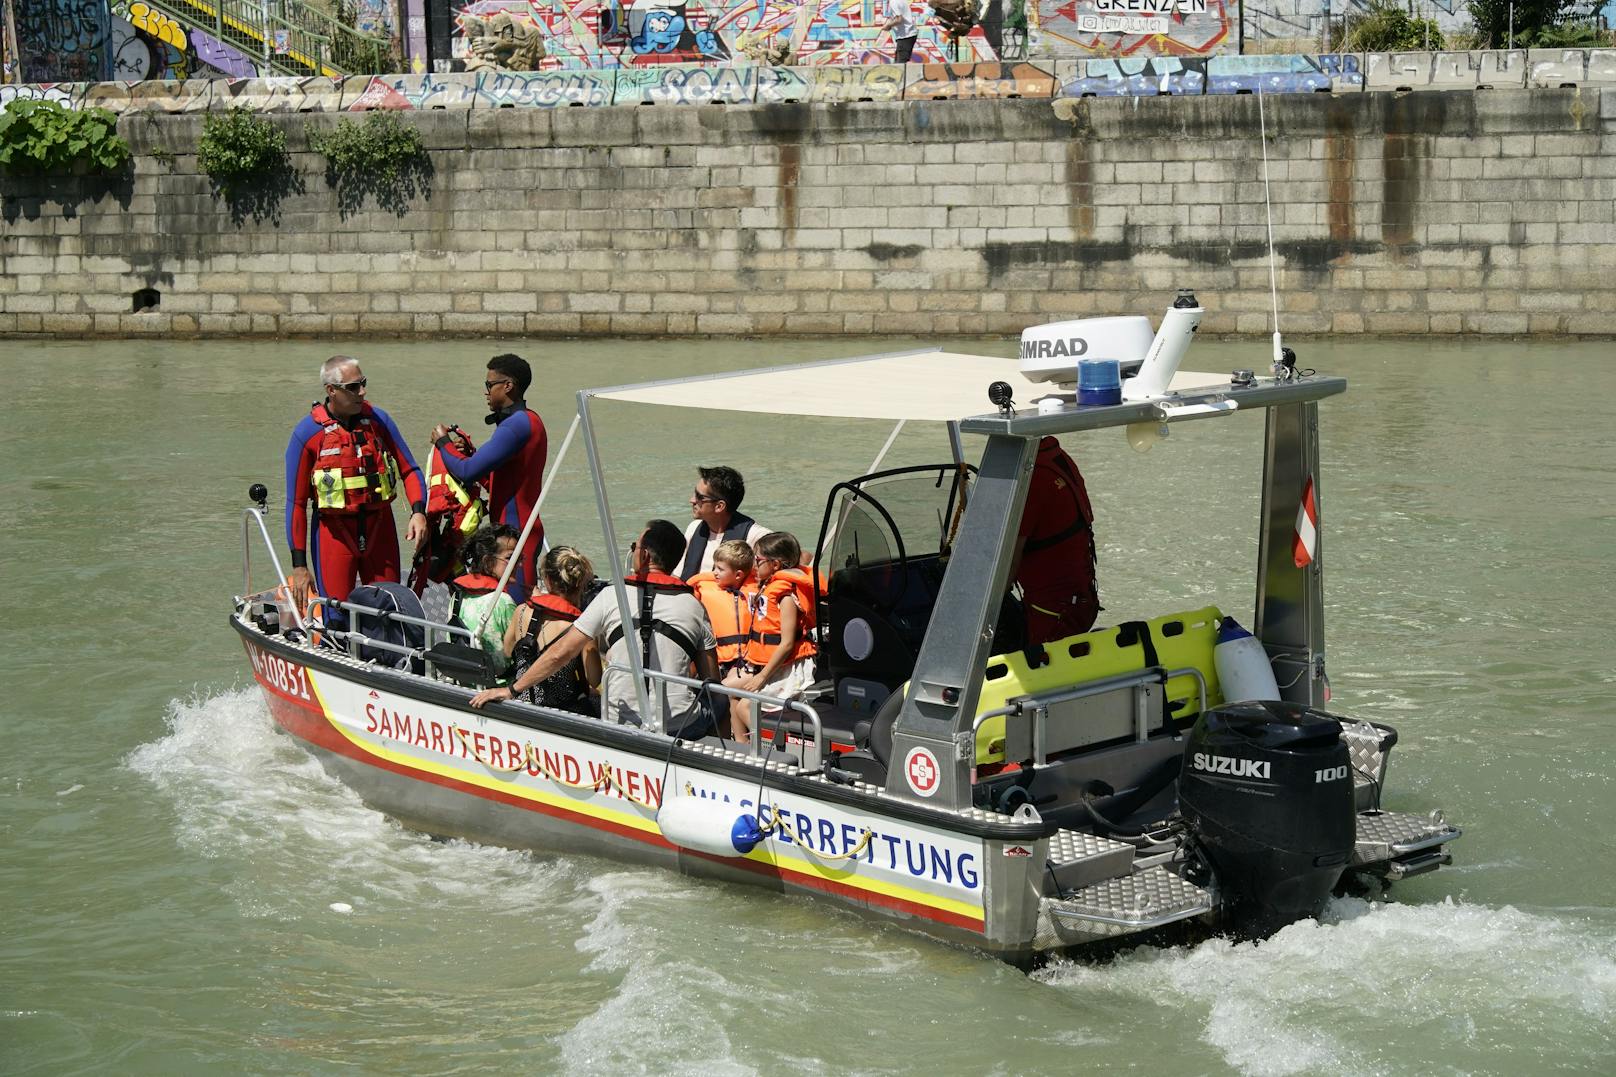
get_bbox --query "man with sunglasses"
[678,465,770,580]
[430,353,548,600]
[285,355,428,612]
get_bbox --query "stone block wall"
[2,88,1613,339]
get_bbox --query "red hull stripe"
[256,680,986,933]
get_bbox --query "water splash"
[125,687,573,919]
[1037,896,1616,1076]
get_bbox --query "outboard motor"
[1178,701,1355,935]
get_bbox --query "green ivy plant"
[308,111,431,217]
[197,107,289,195]
[0,99,129,175]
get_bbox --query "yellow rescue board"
[973,606,1226,765]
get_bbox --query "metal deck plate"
[1352,810,1461,866]
[1044,828,1137,894]
[1046,866,1214,941]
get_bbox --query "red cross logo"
[904,747,941,797]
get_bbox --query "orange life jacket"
[308,402,396,512]
[689,572,757,666]
[424,427,484,535]
[525,592,582,622]
[744,567,817,666]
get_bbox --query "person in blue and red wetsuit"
[1009,436,1100,647]
[430,354,548,600]
[285,356,428,612]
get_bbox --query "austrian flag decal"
[1293,476,1318,567]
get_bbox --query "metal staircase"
[137,0,395,78]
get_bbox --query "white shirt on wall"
[883,0,920,39]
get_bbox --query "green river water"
[2,336,1613,1075]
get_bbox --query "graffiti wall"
[450,0,1005,69]
[1036,0,1231,57]
[13,0,112,82]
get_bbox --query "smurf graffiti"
[601,0,729,62]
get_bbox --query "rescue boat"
[232,294,1462,963]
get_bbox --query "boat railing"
[240,506,306,632]
[606,663,826,770]
[971,665,1209,766]
[306,595,481,675]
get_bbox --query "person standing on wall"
[678,465,771,580]
[1009,436,1100,646]
[430,354,548,600]
[881,0,922,62]
[285,355,428,612]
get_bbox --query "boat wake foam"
[125,687,575,920]
[1035,895,1616,1076]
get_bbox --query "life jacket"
[1022,438,1097,602]
[407,431,488,594]
[603,571,702,668]
[525,592,582,622]
[308,401,397,512]
[678,512,758,581]
[1023,437,1094,555]
[425,428,485,537]
[689,571,757,666]
[447,572,502,625]
[510,592,584,674]
[744,567,817,666]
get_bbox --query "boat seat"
[425,640,502,689]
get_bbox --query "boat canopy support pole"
[868,419,906,473]
[1254,400,1326,706]
[477,412,580,637]
[885,433,1036,808]
[577,391,656,727]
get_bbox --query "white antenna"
[1256,84,1284,377]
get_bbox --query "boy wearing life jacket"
[687,539,758,680]
[724,531,818,742]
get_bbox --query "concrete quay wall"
[2,88,1613,339]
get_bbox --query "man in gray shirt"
[471,519,719,738]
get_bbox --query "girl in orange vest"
[724,531,818,741]
[687,539,758,679]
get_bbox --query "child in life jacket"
[449,524,519,666]
[724,531,818,742]
[687,540,758,681]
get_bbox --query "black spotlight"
[988,381,1015,416]
[248,483,268,508]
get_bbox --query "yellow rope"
[527,744,660,810]
[451,725,526,773]
[748,803,875,863]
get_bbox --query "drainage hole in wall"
[132,288,160,313]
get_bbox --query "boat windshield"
[814,464,971,605]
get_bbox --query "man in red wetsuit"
[1010,436,1099,646]
[430,354,548,600]
[285,356,428,611]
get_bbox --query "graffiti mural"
[462,11,547,70]
[14,0,112,82]
[111,15,190,80]
[1036,0,1231,57]
[451,0,994,70]
[474,69,616,106]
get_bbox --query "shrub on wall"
[0,99,129,176]
[197,108,289,195]
[308,111,431,217]
[1340,0,1443,51]
[1465,0,1605,47]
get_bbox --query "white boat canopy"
[587,348,1236,425]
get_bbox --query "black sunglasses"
[485,378,512,391]
[331,377,367,393]
[691,489,721,504]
